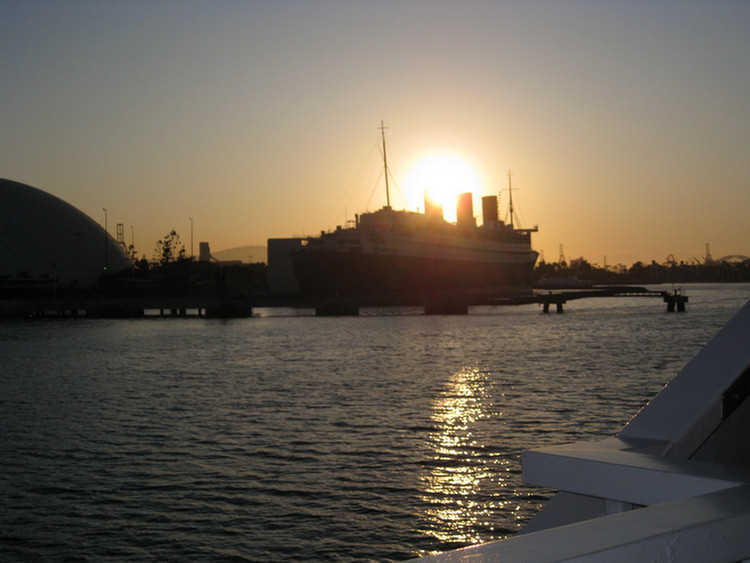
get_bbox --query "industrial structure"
[0,178,131,289]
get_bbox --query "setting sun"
[403,153,482,222]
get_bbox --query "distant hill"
[212,245,267,264]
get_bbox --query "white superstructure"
[410,300,750,562]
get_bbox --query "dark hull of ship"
[292,250,536,300]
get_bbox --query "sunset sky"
[3,1,749,266]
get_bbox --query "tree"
[154,230,187,266]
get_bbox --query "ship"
[291,123,539,300]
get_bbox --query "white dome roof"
[0,179,131,288]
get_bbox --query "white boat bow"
[410,299,750,562]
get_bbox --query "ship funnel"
[456,192,475,227]
[424,191,443,220]
[482,195,499,226]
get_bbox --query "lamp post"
[130,225,135,265]
[103,208,108,272]
[189,217,194,259]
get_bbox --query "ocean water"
[1,283,749,562]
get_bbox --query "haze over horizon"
[3,1,749,267]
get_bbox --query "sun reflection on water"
[418,367,516,549]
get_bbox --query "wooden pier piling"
[664,291,688,312]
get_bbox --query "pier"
[316,286,688,316]
[530,287,688,314]
[0,287,687,319]
[0,297,254,319]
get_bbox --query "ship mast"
[379,120,391,209]
[507,170,515,229]
[505,170,538,234]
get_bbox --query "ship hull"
[292,250,536,299]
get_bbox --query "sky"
[3,0,749,266]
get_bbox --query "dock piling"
[664,291,688,313]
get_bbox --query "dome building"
[0,179,131,289]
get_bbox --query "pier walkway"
[0,297,254,319]
[0,287,687,318]
[517,287,687,314]
[315,287,687,316]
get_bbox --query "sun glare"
[403,153,482,222]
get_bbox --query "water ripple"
[1,284,747,562]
